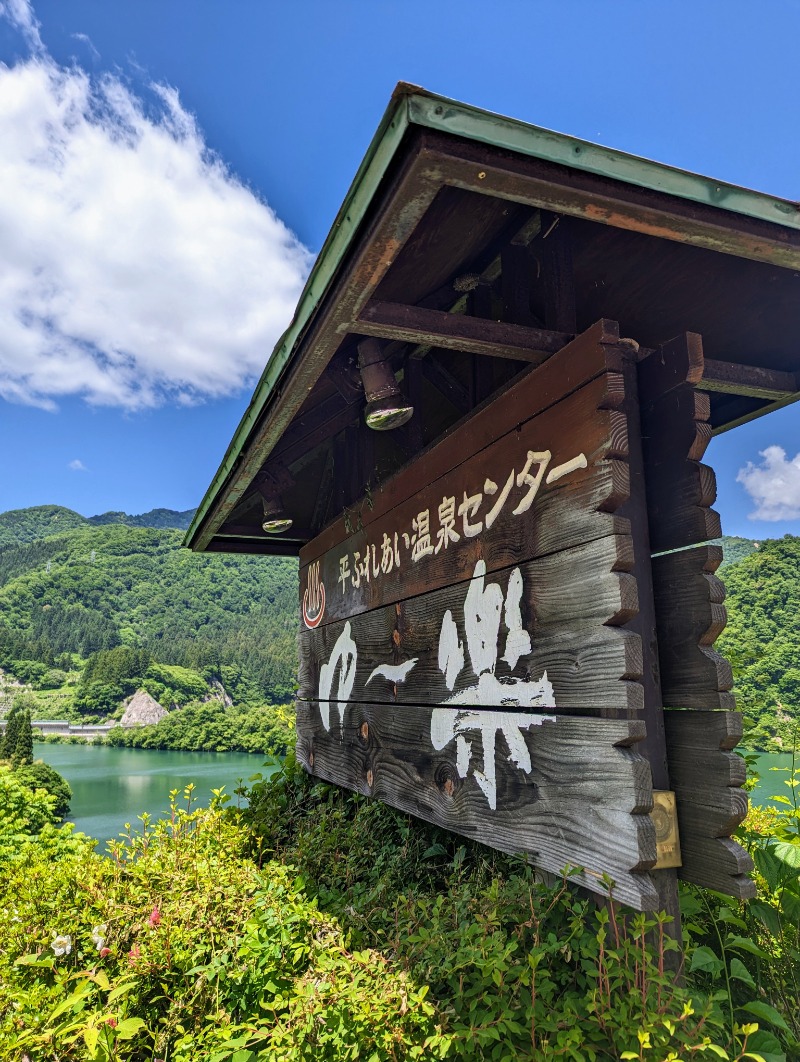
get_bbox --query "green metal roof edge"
[406,90,800,229]
[187,84,800,549]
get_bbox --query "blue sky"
[0,0,799,537]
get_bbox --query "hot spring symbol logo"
[302,561,326,628]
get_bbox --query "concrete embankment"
[0,719,114,741]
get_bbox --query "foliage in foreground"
[2,758,799,1060]
[0,785,436,1061]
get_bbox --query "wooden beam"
[206,537,305,556]
[355,301,573,363]
[698,358,799,400]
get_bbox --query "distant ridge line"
[0,504,198,548]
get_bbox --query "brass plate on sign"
[650,791,682,869]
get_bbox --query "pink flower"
[128,944,141,965]
[147,907,161,927]
[99,947,111,958]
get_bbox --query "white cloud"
[68,458,87,471]
[0,3,312,410]
[0,0,43,52]
[737,445,800,521]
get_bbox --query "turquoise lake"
[34,742,276,847]
[33,743,795,849]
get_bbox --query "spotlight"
[261,495,293,534]
[357,338,414,431]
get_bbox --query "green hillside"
[88,507,196,530]
[717,534,800,751]
[713,534,760,568]
[0,505,88,549]
[0,517,298,712]
[0,504,197,550]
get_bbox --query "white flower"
[51,932,72,957]
[91,924,107,951]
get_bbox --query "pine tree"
[1,706,20,761]
[14,710,34,766]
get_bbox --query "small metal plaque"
[651,790,682,869]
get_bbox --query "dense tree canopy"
[0,516,298,705]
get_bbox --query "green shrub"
[0,788,438,1061]
[680,754,800,1061]
[14,760,72,818]
[235,757,756,1061]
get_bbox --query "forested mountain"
[0,515,298,708]
[0,504,196,549]
[717,535,800,751]
[0,506,88,548]
[714,535,760,568]
[88,507,196,530]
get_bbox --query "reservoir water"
[34,742,277,847]
[749,750,798,809]
[33,743,796,848]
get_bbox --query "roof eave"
[186,84,800,551]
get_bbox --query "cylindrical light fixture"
[261,494,293,534]
[357,338,414,431]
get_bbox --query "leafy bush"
[2,752,797,1059]
[0,764,58,843]
[681,754,800,1061]
[0,788,438,1060]
[14,760,72,818]
[236,757,758,1061]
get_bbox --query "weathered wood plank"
[638,332,704,398]
[300,373,631,626]
[297,700,658,909]
[303,460,631,629]
[664,710,755,899]
[300,615,643,713]
[614,348,683,932]
[699,359,798,401]
[355,300,574,363]
[300,319,624,564]
[299,536,641,710]
[652,547,734,710]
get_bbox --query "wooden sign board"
[297,325,662,909]
[297,322,753,910]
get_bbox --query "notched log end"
[692,389,711,423]
[688,420,714,462]
[597,372,626,411]
[605,410,630,460]
[605,572,639,627]
[593,317,621,346]
[597,460,630,514]
[685,332,705,385]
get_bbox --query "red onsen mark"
[302,562,326,628]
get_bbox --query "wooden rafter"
[355,301,573,363]
[698,359,799,400]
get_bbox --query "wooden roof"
[186,83,800,556]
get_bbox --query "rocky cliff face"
[120,689,168,727]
